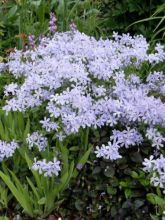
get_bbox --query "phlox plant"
[0,27,165,217]
[0,151,75,217]
[0,109,91,217]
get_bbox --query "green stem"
[84,127,89,151]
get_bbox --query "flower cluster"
[146,127,165,149]
[95,142,121,161]
[4,83,18,96]
[143,155,165,188]
[28,34,35,48]
[49,12,57,34]
[26,132,48,151]
[95,128,143,160]
[0,140,18,161]
[69,21,77,32]
[1,30,165,178]
[110,128,143,148]
[32,157,61,177]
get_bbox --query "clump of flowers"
[95,127,143,160]
[32,157,61,177]
[28,34,35,48]
[146,127,165,149]
[69,21,77,32]
[26,132,48,151]
[143,155,165,188]
[49,12,57,34]
[0,140,18,161]
[1,30,165,180]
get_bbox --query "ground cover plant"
[0,1,165,219]
[0,19,165,219]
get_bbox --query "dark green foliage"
[56,129,164,219]
[0,0,165,219]
[99,0,165,39]
[61,155,153,219]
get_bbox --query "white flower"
[32,157,61,177]
[0,140,18,161]
[143,155,154,172]
[26,132,48,151]
[95,141,121,161]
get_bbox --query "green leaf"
[0,217,9,220]
[9,170,33,209]
[56,172,68,194]
[107,186,117,195]
[59,161,74,193]
[9,170,25,195]
[122,200,132,209]
[31,0,42,8]
[0,120,5,139]
[38,197,46,205]
[73,146,92,177]
[58,143,69,174]
[120,181,128,188]
[150,214,159,220]
[7,5,18,19]
[124,188,133,199]
[75,199,84,211]
[16,112,25,133]
[131,171,139,179]
[26,177,40,201]
[147,193,165,205]
[24,118,30,140]
[0,171,33,216]
[104,166,115,178]
[69,146,79,151]
[92,166,101,175]
[134,199,144,209]
[25,153,42,190]
[111,206,117,217]
[130,152,143,163]
[0,185,8,208]
[139,178,150,186]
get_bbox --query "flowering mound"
[1,31,165,187]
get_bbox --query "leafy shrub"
[99,0,165,39]
[0,28,165,219]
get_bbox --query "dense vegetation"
[0,1,165,220]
